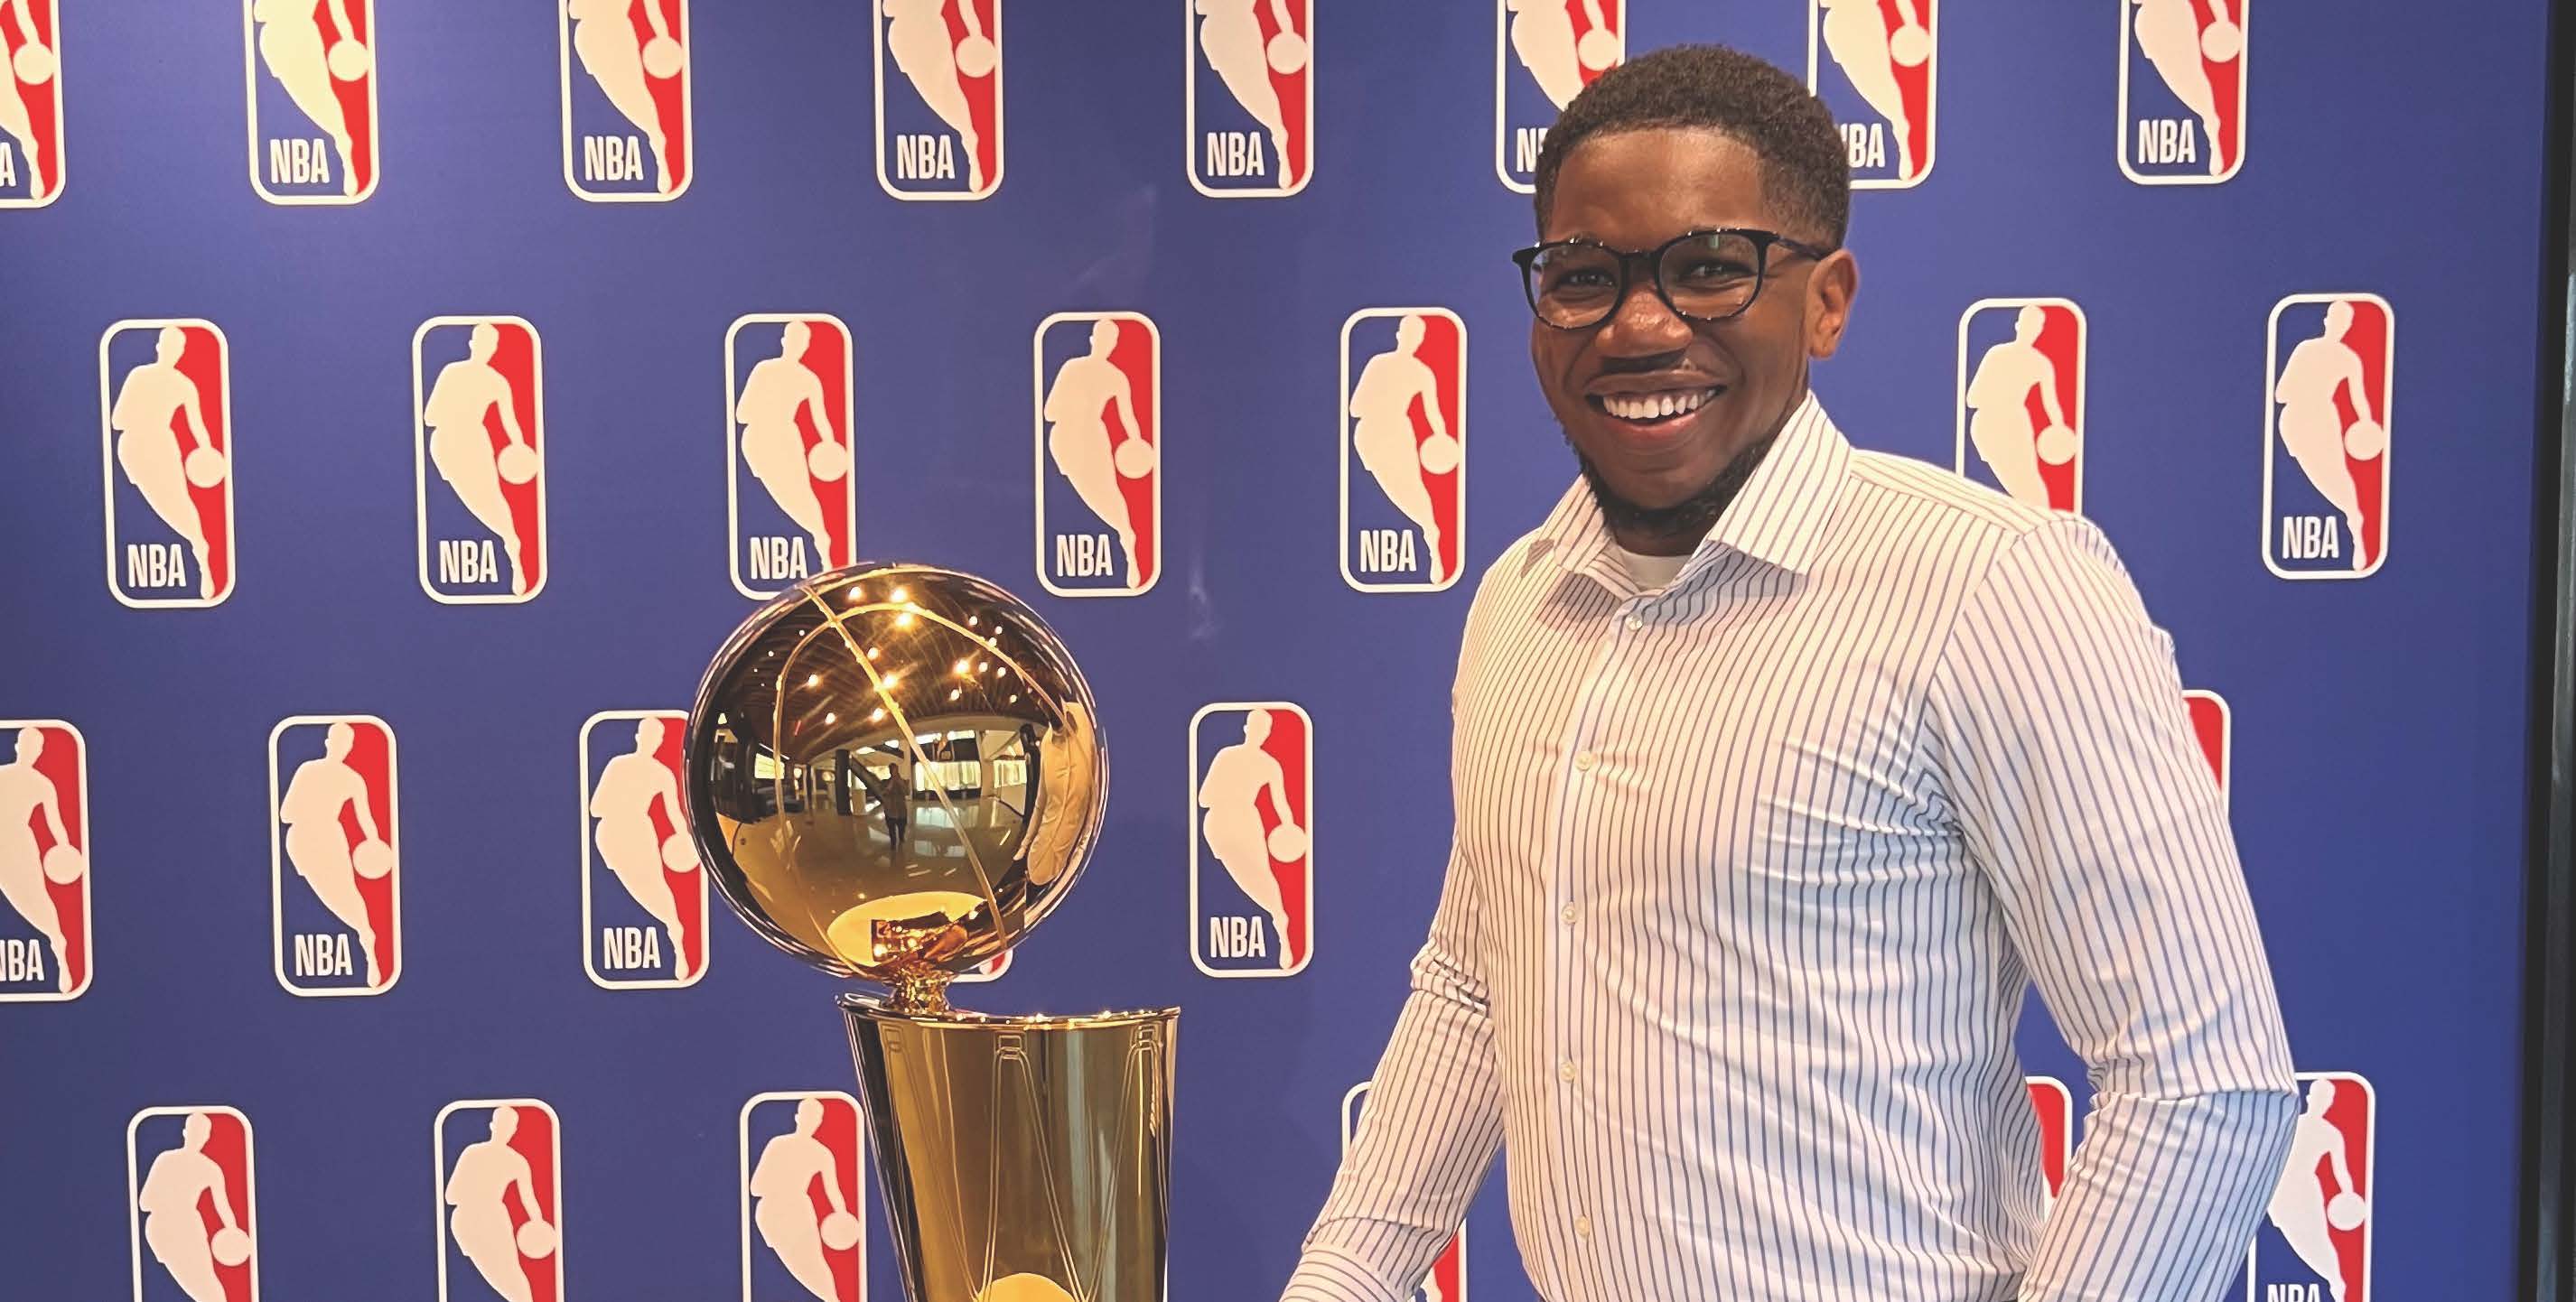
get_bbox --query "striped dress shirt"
[1279,395,2298,1302]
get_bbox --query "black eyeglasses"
[1511,228,1836,330]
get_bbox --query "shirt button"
[1624,615,1644,632]
[1572,750,1597,772]
[1560,902,1579,925]
[1558,1060,1577,1083]
[1574,1215,1593,1239]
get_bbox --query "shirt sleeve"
[1923,515,2301,1301]
[1277,831,1504,1302]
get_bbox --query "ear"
[1806,249,1859,360]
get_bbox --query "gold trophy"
[683,563,1175,1302]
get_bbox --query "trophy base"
[842,995,1178,1302]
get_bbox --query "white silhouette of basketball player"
[1820,0,1926,178]
[280,721,389,985]
[0,728,72,989]
[252,0,367,197]
[1414,1267,1447,1302]
[2263,1078,2365,1301]
[2274,302,2379,572]
[750,1097,856,1301]
[110,325,222,600]
[737,321,841,564]
[2133,0,2233,177]
[567,0,677,192]
[590,716,695,978]
[138,1112,246,1302]
[447,1107,552,1302]
[1041,320,1146,589]
[424,322,536,595]
[1197,711,1303,970]
[1509,0,1616,110]
[0,0,51,189]
[885,0,986,192]
[1350,314,1451,583]
[1198,0,1295,178]
[1964,305,2072,509]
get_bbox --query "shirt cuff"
[1279,1242,1405,1302]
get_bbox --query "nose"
[1593,272,1694,358]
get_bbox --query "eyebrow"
[1542,225,1765,247]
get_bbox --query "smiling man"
[1277,45,2297,1302]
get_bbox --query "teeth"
[1600,388,1717,422]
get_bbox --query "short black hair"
[1533,43,1851,247]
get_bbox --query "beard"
[1570,427,1782,553]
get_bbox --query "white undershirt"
[1610,543,1690,591]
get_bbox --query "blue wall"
[0,2,2553,1299]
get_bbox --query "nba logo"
[1496,0,1623,192]
[1341,309,1466,593]
[957,949,1012,982]
[2119,0,2246,184]
[242,0,378,204]
[560,0,692,200]
[268,715,400,996]
[1808,0,1937,189]
[873,0,1001,200]
[415,317,547,603]
[2244,1072,2374,1302]
[727,315,856,599]
[436,1099,565,1302]
[100,320,235,609]
[128,1106,259,1302]
[1190,702,1311,977]
[2263,294,2391,580]
[1342,1083,1465,1301]
[2026,1075,2072,1203]
[1034,312,1161,597]
[1956,299,2085,514]
[2184,688,2230,807]
[0,720,89,1002]
[740,1092,868,1302]
[1187,0,1311,198]
[0,0,62,208]
[580,711,707,990]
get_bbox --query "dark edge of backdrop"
[2523,0,2576,1297]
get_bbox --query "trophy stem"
[885,967,956,1016]
[842,996,1178,1302]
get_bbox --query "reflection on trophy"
[685,563,1175,1302]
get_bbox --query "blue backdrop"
[0,2,2554,1299]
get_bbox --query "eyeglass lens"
[1526,232,1768,328]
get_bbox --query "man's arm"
[1925,515,2299,1301]
[1278,833,1502,1302]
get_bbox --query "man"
[1279,45,2294,1302]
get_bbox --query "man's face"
[1531,127,1850,516]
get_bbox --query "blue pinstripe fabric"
[1279,395,2298,1302]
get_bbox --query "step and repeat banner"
[0,2,2553,1299]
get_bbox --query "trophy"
[683,563,1176,1302]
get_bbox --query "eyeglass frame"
[1510,227,1840,330]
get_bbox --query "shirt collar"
[1529,391,1852,587]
